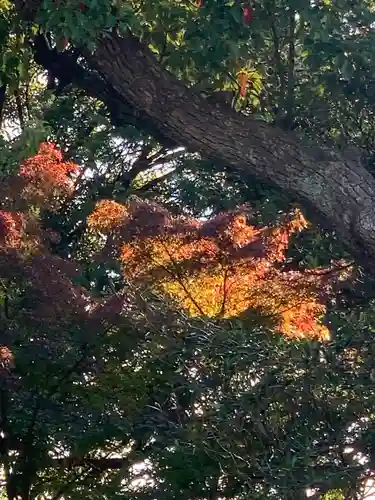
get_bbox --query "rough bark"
[83,33,375,272]
[15,0,375,271]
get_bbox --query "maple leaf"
[87,199,345,341]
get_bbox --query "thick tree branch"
[54,456,131,470]
[32,34,177,149]
[85,33,375,271]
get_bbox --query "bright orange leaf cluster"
[87,199,128,232]
[0,142,79,252]
[19,142,79,208]
[88,198,350,341]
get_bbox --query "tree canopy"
[1,0,375,498]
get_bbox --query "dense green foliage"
[0,0,375,499]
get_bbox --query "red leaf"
[243,7,254,24]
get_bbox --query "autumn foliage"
[0,142,79,253]
[0,143,352,345]
[0,144,131,377]
[88,197,351,341]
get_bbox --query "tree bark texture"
[85,33,375,272]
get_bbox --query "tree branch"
[32,34,177,149]
[85,32,375,272]
[14,89,25,131]
[53,456,131,470]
